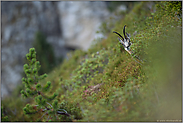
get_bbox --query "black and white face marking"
[113,25,131,51]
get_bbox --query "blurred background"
[1,1,138,98]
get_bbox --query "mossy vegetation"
[2,2,182,122]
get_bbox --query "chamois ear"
[126,32,130,38]
[113,31,124,41]
[123,25,127,39]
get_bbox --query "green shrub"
[21,48,70,121]
[156,1,182,16]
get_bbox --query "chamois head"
[113,25,131,50]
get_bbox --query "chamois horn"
[113,31,124,41]
[123,25,127,39]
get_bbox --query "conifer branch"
[21,48,70,121]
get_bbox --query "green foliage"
[156,1,182,16]
[33,31,56,75]
[1,106,9,122]
[21,48,70,121]
[2,2,182,122]
[58,2,181,121]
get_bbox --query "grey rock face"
[1,1,65,98]
[58,1,110,50]
[1,1,112,98]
